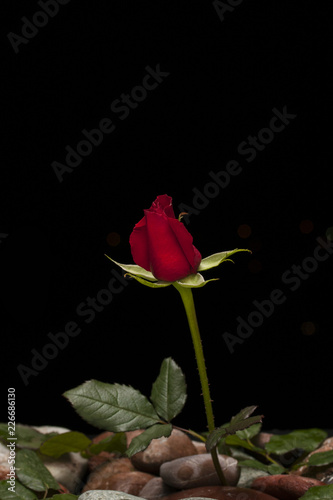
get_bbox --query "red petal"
[145,211,198,281]
[149,194,175,218]
[129,195,201,281]
[168,217,201,272]
[129,216,151,272]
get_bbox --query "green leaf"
[16,449,59,492]
[238,459,286,475]
[267,463,287,475]
[39,431,92,458]
[197,249,251,272]
[104,255,158,281]
[0,423,9,439]
[225,434,264,454]
[64,380,161,432]
[151,358,187,422]
[207,416,264,451]
[175,273,219,288]
[307,450,333,467]
[298,485,333,499]
[206,406,263,451]
[265,429,327,455]
[236,422,262,440]
[126,423,172,457]
[0,480,38,500]
[238,458,267,471]
[0,423,55,450]
[88,432,127,455]
[230,406,259,424]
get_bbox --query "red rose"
[129,195,202,282]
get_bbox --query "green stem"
[172,425,207,443]
[173,283,227,486]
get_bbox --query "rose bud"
[129,194,202,282]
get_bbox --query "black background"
[1,1,332,436]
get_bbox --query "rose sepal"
[104,255,158,281]
[105,254,172,288]
[105,255,217,289]
[197,249,251,272]
[174,273,219,288]
[105,249,250,290]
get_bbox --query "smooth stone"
[79,491,146,500]
[160,453,239,489]
[0,442,11,479]
[192,442,207,455]
[0,465,10,480]
[33,425,88,493]
[130,429,198,474]
[98,471,156,496]
[237,466,270,489]
[0,442,9,464]
[252,474,326,499]
[83,458,136,492]
[79,493,217,500]
[160,485,280,500]
[252,433,274,449]
[139,477,178,499]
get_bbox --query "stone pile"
[80,429,290,500]
[83,429,243,496]
[80,428,327,499]
[1,425,331,500]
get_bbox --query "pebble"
[160,453,239,489]
[192,441,207,455]
[139,477,178,499]
[237,466,270,489]
[252,474,326,499]
[79,492,211,500]
[0,442,11,480]
[79,491,150,500]
[252,433,274,449]
[96,471,155,496]
[82,458,155,495]
[160,485,280,500]
[130,429,198,474]
[78,488,279,500]
[0,464,9,480]
[83,457,135,491]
